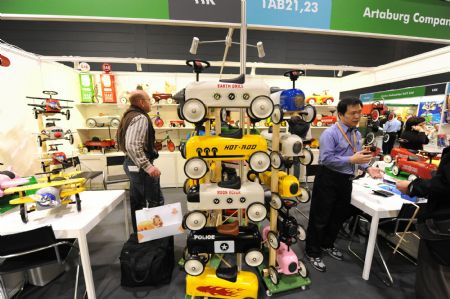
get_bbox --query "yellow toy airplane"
[4,177,86,223]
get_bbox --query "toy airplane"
[4,177,86,223]
[27,90,74,120]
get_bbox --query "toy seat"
[217,221,239,236]
[219,74,245,84]
[219,129,243,139]
[218,176,241,190]
[407,156,420,162]
[216,265,238,283]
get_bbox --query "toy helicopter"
[27,90,74,120]
[4,177,86,223]
[37,118,74,146]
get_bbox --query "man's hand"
[367,167,383,179]
[396,180,411,194]
[350,150,372,165]
[146,165,161,177]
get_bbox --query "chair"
[347,202,421,286]
[103,155,129,190]
[0,226,82,299]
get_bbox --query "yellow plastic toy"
[259,171,301,198]
[183,134,270,180]
[186,267,258,299]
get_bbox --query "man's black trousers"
[305,166,354,258]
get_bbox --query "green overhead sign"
[0,0,449,41]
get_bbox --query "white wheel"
[392,165,400,176]
[270,151,283,169]
[270,192,282,210]
[300,105,317,123]
[184,258,204,276]
[86,118,96,128]
[316,114,323,120]
[371,109,380,122]
[297,187,311,203]
[267,231,280,249]
[316,121,323,127]
[120,97,128,104]
[250,95,274,120]
[408,174,417,181]
[269,266,279,285]
[271,105,283,124]
[184,211,207,231]
[297,224,306,241]
[308,99,315,105]
[298,260,309,278]
[246,202,267,222]
[68,134,74,145]
[299,148,313,166]
[248,151,270,173]
[244,250,264,267]
[167,98,173,104]
[383,134,390,143]
[326,99,333,105]
[365,133,375,145]
[110,118,120,128]
[184,157,208,179]
[182,98,207,124]
[220,108,227,123]
[383,155,393,163]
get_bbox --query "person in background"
[117,90,164,233]
[396,145,450,299]
[400,116,429,151]
[305,98,383,272]
[397,115,404,139]
[382,112,402,155]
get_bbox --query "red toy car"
[84,138,116,153]
[391,156,438,181]
[152,93,173,104]
[312,114,337,127]
[170,120,186,127]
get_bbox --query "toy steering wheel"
[283,70,305,82]
[43,90,58,97]
[186,59,211,73]
[283,198,298,209]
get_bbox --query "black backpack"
[120,234,174,287]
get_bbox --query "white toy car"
[86,115,121,128]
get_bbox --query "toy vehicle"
[183,181,270,231]
[152,93,173,104]
[269,70,317,124]
[186,266,258,299]
[174,60,274,124]
[383,147,440,166]
[84,137,116,153]
[391,156,438,181]
[256,171,309,202]
[182,133,270,180]
[86,115,120,128]
[306,91,334,105]
[184,222,263,276]
[38,119,74,146]
[312,114,337,127]
[0,169,30,197]
[267,242,308,285]
[27,90,73,120]
[169,120,186,127]
[4,177,86,223]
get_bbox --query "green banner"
[331,0,450,40]
[0,0,169,19]
[360,86,426,102]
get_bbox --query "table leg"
[78,232,96,299]
[123,197,130,238]
[362,213,380,280]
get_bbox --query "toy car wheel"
[220,108,228,123]
[383,155,393,163]
[184,157,208,180]
[179,142,186,159]
[66,109,70,120]
[184,211,207,231]
[120,97,128,104]
[248,151,270,173]
[392,165,400,176]
[316,114,323,120]
[270,192,282,210]
[37,135,43,147]
[177,106,185,120]
[246,170,259,183]
[110,118,120,128]
[250,95,274,120]
[297,187,311,203]
[299,148,313,166]
[75,193,81,212]
[269,266,279,285]
[34,109,39,119]
[297,224,307,241]
[326,98,333,105]
[151,98,156,105]
[68,134,74,145]
[270,151,283,169]
[183,179,191,194]
[267,230,280,249]
[182,98,207,124]
[184,257,205,276]
[383,134,390,143]
[365,132,375,145]
[307,98,315,105]
[20,204,28,223]
[298,259,309,278]
[316,121,323,127]
[245,249,264,267]
[408,174,417,181]
[86,118,97,128]
[271,105,283,124]
[371,109,380,122]
[300,105,317,124]
[167,98,173,104]
[246,202,267,222]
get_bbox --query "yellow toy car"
[306,91,334,105]
[186,266,258,299]
[183,134,270,180]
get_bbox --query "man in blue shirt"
[382,112,402,155]
[305,98,383,272]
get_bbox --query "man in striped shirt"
[117,90,163,233]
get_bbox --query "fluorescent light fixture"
[256,41,265,58]
[337,70,344,77]
[136,63,142,72]
[189,37,199,55]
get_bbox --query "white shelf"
[77,127,118,130]
[152,104,179,107]
[155,126,194,130]
[311,105,337,109]
[76,103,128,109]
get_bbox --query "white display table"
[351,177,409,281]
[0,190,127,299]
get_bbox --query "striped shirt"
[125,114,152,170]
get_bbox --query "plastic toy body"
[169,120,186,127]
[0,170,29,197]
[312,115,337,127]
[278,89,305,111]
[392,157,438,180]
[84,139,116,153]
[259,171,301,198]
[186,267,258,299]
[86,115,120,128]
[27,91,73,120]
[152,93,173,104]
[261,131,303,157]
[39,126,74,146]
[306,93,334,105]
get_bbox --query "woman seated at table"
[399,116,429,151]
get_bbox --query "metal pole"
[240,0,247,75]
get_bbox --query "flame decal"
[196,286,244,297]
